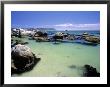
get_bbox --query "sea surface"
[12,30,100,77]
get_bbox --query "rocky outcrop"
[53,32,75,41]
[66,35,75,40]
[33,31,49,42]
[34,31,48,37]
[83,64,100,77]
[82,32,89,39]
[53,35,63,41]
[11,44,40,74]
[84,36,100,43]
[52,32,65,41]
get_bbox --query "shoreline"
[11,30,100,77]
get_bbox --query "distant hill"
[36,28,56,31]
[11,28,56,31]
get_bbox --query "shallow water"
[12,36,100,77]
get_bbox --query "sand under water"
[12,35,100,77]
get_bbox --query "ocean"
[12,30,100,77]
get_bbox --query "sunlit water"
[12,31,100,77]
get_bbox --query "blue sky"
[11,11,100,30]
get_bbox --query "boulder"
[11,44,40,74]
[84,36,100,43]
[55,32,64,36]
[82,32,89,39]
[83,64,100,77]
[66,35,75,40]
[34,31,48,37]
[53,35,63,41]
[33,31,49,42]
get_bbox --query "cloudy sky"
[11,11,100,31]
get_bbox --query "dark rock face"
[83,65,100,77]
[11,44,40,74]
[53,35,63,41]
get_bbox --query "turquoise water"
[12,36,100,77]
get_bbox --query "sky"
[11,11,100,31]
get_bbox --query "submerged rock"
[34,37,49,42]
[11,44,40,74]
[68,65,77,69]
[11,39,28,47]
[83,64,100,77]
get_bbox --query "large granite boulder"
[11,44,40,74]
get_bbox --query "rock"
[11,39,28,47]
[83,64,100,77]
[33,31,49,42]
[34,31,48,37]
[68,65,77,69]
[53,35,63,41]
[11,44,40,74]
[16,40,28,45]
[82,32,89,39]
[55,32,64,36]
[66,35,75,40]
[84,36,100,43]
[34,37,49,42]
[28,37,33,40]
[18,29,22,38]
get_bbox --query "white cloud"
[54,23,99,28]
[36,23,100,31]
[53,23,100,30]
[54,23,73,27]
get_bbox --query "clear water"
[12,31,100,77]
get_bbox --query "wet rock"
[28,37,34,40]
[34,31,48,37]
[84,36,100,43]
[11,44,40,74]
[11,39,28,47]
[53,32,75,41]
[66,35,75,40]
[34,37,49,42]
[53,35,63,41]
[69,65,77,69]
[53,32,64,41]
[33,31,49,42]
[82,32,89,39]
[83,64,100,77]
